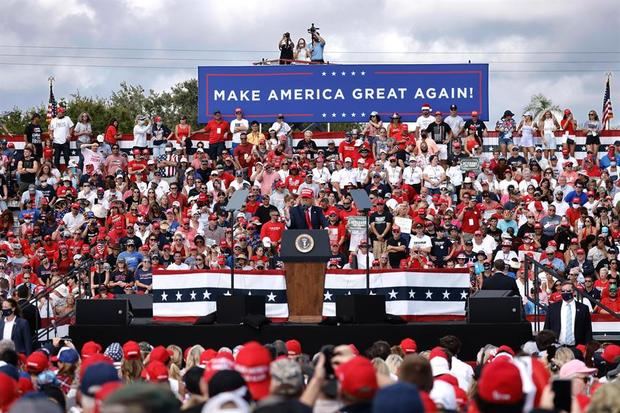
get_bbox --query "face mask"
[1,308,13,317]
[561,292,573,302]
[156,122,162,127]
[138,120,145,125]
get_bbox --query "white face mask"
[138,120,145,125]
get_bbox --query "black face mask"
[1,308,13,317]
[561,292,573,302]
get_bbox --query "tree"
[523,94,561,120]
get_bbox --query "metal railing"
[19,258,93,344]
[523,255,620,334]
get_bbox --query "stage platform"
[69,320,532,361]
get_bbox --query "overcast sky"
[1,0,618,125]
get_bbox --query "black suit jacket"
[289,205,327,230]
[482,272,520,297]
[543,301,593,345]
[0,317,33,355]
[18,298,41,338]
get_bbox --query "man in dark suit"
[0,298,33,355]
[288,188,327,229]
[16,284,41,348]
[482,260,520,297]
[544,281,592,345]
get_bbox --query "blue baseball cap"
[58,347,80,364]
[80,363,120,397]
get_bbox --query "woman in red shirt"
[561,109,578,157]
[104,119,121,145]
[387,113,408,141]
[175,116,192,153]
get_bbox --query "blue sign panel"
[198,64,489,123]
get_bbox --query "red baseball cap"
[400,338,417,354]
[200,349,218,365]
[202,355,235,382]
[336,356,378,401]
[122,341,141,360]
[149,346,171,365]
[234,341,272,401]
[0,373,18,411]
[144,361,169,382]
[300,188,314,199]
[26,351,49,374]
[602,344,620,364]
[285,339,302,357]
[81,341,103,358]
[478,360,523,404]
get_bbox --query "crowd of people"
[0,331,619,412]
[0,100,619,410]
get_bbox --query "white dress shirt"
[2,318,15,341]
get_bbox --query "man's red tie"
[305,208,313,229]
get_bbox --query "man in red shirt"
[597,282,620,314]
[260,210,285,246]
[194,110,229,161]
[233,132,254,172]
[458,197,481,238]
[338,132,357,161]
[167,182,188,209]
[127,149,148,182]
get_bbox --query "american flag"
[603,75,614,130]
[46,81,57,123]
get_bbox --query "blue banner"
[198,64,488,123]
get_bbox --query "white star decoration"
[461,291,468,300]
[331,71,336,76]
[190,291,196,300]
[369,290,376,295]
[175,291,182,301]
[267,292,277,302]
[341,71,346,76]
[351,113,356,117]
[321,72,326,76]
[341,113,346,117]
[347,291,352,295]
[331,113,337,118]
[322,113,327,118]
[224,290,232,296]
[425,290,433,299]
[324,291,333,301]
[388,289,398,299]
[248,291,252,296]
[442,290,450,300]
[161,292,168,301]
[360,112,366,117]
[409,290,415,299]
[351,71,356,76]
[361,71,366,76]
[203,290,211,300]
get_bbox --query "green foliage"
[523,94,561,121]
[0,79,201,135]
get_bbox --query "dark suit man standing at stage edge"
[544,281,592,345]
[16,284,41,348]
[289,188,327,229]
[482,260,519,297]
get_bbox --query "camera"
[307,23,319,34]
[284,32,290,38]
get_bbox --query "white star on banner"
[322,72,327,76]
[190,291,196,300]
[425,290,433,299]
[322,113,327,118]
[332,113,337,118]
[351,113,356,117]
[409,290,415,299]
[203,290,211,300]
[324,291,333,301]
[369,290,376,295]
[161,292,168,301]
[175,291,182,301]
[361,71,366,76]
[267,292,277,302]
[224,290,232,296]
[341,71,346,76]
[351,71,356,76]
[360,112,366,117]
[331,71,336,76]
[248,291,252,296]
[388,289,398,299]
[460,291,469,300]
[341,113,346,118]
[347,291,352,295]
[442,290,450,300]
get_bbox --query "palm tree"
[523,94,561,121]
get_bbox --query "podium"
[280,230,331,323]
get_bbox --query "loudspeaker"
[216,296,266,324]
[115,294,152,318]
[467,290,522,323]
[336,295,386,324]
[76,299,130,326]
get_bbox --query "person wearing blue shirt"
[497,210,518,234]
[116,240,143,273]
[310,31,326,63]
[564,182,587,205]
[599,147,620,169]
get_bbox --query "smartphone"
[552,379,572,412]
